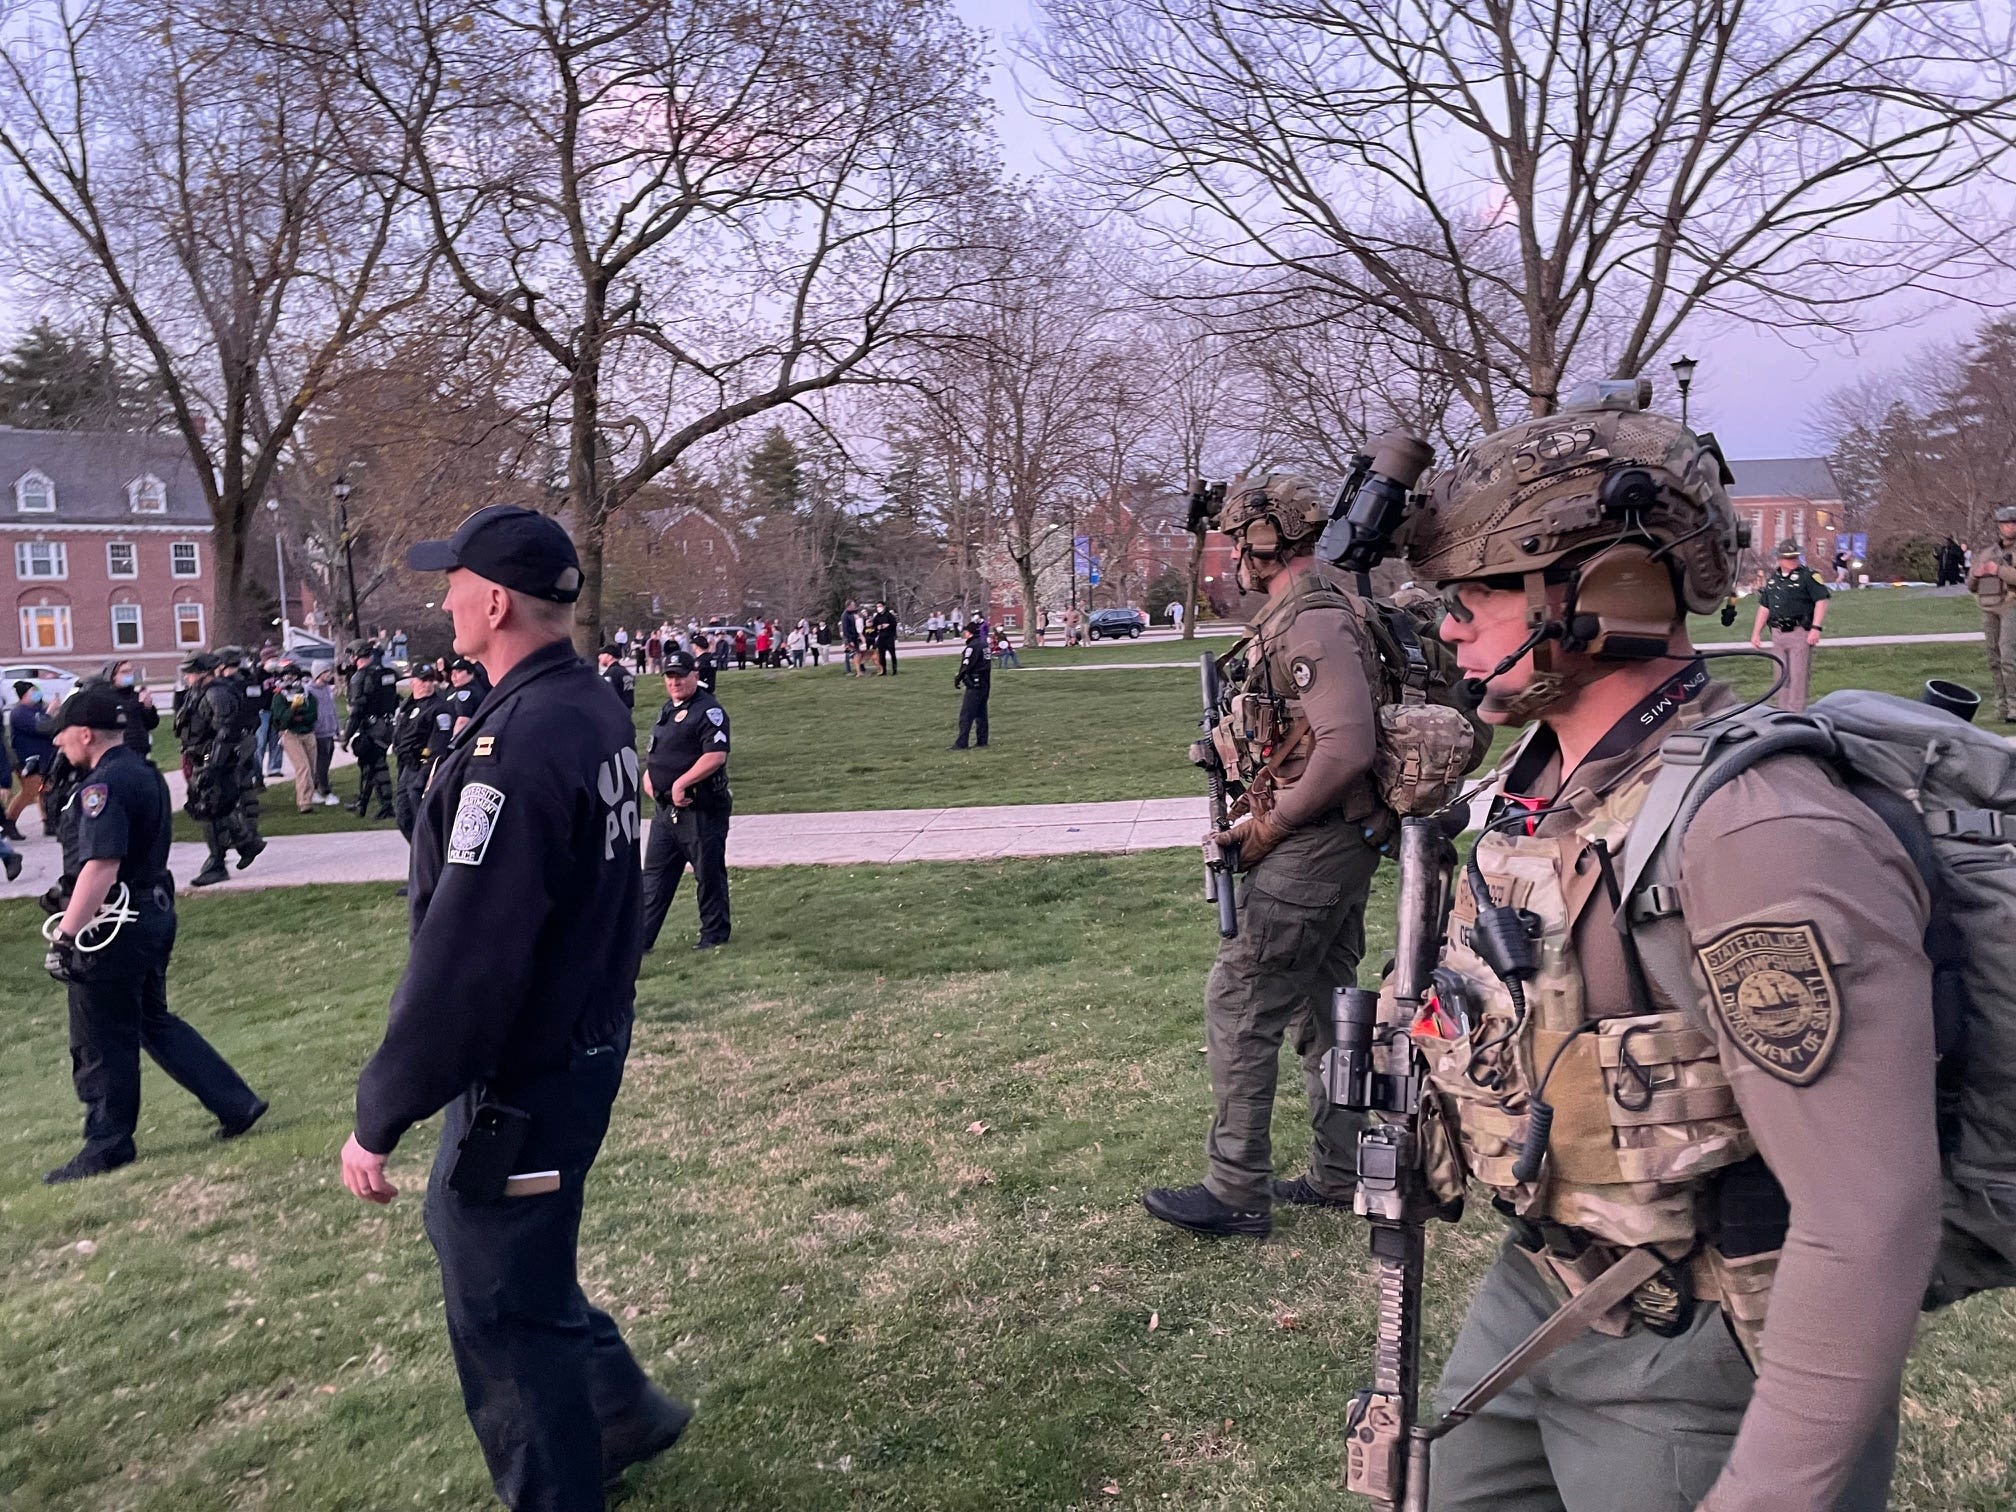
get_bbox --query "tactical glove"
[45,933,81,983]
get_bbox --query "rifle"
[1197,651,1239,938]
[1328,814,1461,1510]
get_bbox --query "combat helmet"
[1219,473,1331,590]
[1408,379,1741,717]
[1995,505,2016,525]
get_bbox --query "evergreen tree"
[0,322,155,430]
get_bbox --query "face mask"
[115,673,136,689]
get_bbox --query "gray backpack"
[1619,689,2016,1307]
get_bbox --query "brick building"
[1726,457,1843,558]
[3,427,215,681]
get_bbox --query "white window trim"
[174,601,206,646]
[15,539,68,580]
[170,540,201,578]
[19,603,73,653]
[106,540,138,578]
[127,473,168,514]
[14,469,55,514]
[111,601,144,650]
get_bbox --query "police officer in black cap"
[596,644,636,710]
[340,504,687,1510]
[640,648,731,952]
[41,685,266,1184]
[343,641,400,819]
[949,619,991,749]
[445,655,491,739]
[389,662,452,840]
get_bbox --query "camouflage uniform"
[1408,392,1934,1512]
[1968,511,2016,720]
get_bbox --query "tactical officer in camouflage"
[1968,504,2016,721]
[1405,386,1937,1511]
[1750,539,1830,711]
[1141,474,1385,1240]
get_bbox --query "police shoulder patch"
[1695,920,1841,1085]
[706,706,725,726]
[446,782,506,867]
[1289,656,1316,691]
[81,783,108,817]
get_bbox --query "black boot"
[1141,1183,1270,1238]
[44,1146,135,1184]
[0,818,23,842]
[2,850,21,882]
[191,860,231,887]
[214,1098,269,1141]
[602,1385,692,1486]
[235,838,266,870]
[1271,1175,1354,1210]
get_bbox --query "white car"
[0,664,79,709]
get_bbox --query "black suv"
[1088,608,1148,640]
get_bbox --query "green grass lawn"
[1690,583,1985,641]
[3,856,2012,1510]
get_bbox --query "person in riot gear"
[343,641,400,820]
[39,684,266,1184]
[1402,384,1935,1512]
[1968,504,2016,722]
[175,652,264,887]
[1140,471,1387,1239]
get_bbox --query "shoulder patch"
[446,782,506,867]
[706,706,725,726]
[1290,656,1316,691]
[81,783,108,817]
[473,735,495,758]
[1695,921,1841,1085]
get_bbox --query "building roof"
[0,426,211,526]
[1726,457,1839,502]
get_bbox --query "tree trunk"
[572,518,606,658]
[1016,556,1041,648]
[1182,528,1206,640]
[211,502,263,644]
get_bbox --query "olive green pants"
[1202,814,1379,1210]
[1429,1243,1897,1512]
[1984,608,2014,719]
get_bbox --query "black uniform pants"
[394,760,428,841]
[353,736,392,816]
[881,640,898,674]
[955,685,990,747]
[424,1042,656,1512]
[641,801,731,949]
[67,909,260,1161]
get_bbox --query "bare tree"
[290,0,992,651]
[0,0,418,639]
[1027,0,2016,426]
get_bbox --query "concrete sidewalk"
[0,797,1215,898]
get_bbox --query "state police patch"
[81,784,108,817]
[446,782,506,867]
[1695,921,1840,1085]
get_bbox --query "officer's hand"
[1227,815,1284,869]
[1748,635,1761,649]
[670,782,693,808]
[1806,628,1822,646]
[340,1133,398,1204]
[44,933,80,983]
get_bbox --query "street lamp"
[1669,354,1698,428]
[265,496,289,650]
[333,473,361,640]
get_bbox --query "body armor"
[1411,720,1777,1356]
[1209,560,1382,823]
[1977,543,2013,609]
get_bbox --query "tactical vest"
[1210,561,1383,822]
[1415,721,1775,1354]
[1976,544,2013,610]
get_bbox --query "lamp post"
[1669,354,1698,428]
[333,474,361,640]
[266,497,289,649]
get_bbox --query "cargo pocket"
[1245,865,1343,975]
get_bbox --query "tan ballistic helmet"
[1408,393,1740,615]
[1995,505,2016,525]
[1219,473,1329,548]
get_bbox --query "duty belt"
[1494,1199,1698,1338]
[1768,617,1810,632]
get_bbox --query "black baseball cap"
[55,685,129,731]
[408,663,439,683]
[407,505,584,603]
[663,650,699,676]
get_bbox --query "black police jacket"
[178,682,240,766]
[645,687,730,808]
[390,692,451,766]
[354,639,644,1156]
[955,641,991,691]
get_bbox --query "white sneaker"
[322,794,340,807]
